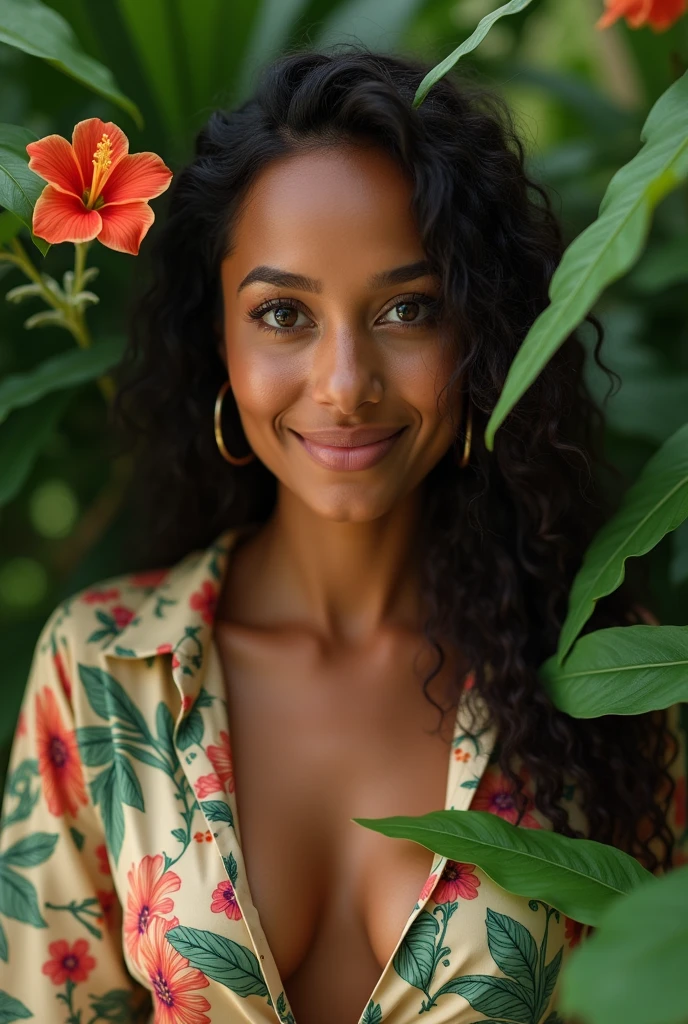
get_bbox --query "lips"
[291,426,407,471]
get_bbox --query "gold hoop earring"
[214,380,256,466]
[458,402,472,468]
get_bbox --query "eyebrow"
[236,259,432,294]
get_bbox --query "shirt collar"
[105,523,254,711]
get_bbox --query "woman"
[0,49,684,1024]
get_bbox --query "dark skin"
[214,143,468,1024]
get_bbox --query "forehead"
[224,144,424,284]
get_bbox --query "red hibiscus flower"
[433,861,481,904]
[26,117,172,255]
[193,773,224,799]
[138,916,211,1024]
[42,938,96,985]
[35,686,87,818]
[97,889,117,932]
[207,731,234,793]
[597,0,686,31]
[189,580,218,625]
[81,587,120,604]
[124,854,181,963]
[210,880,242,921]
[418,873,438,903]
[472,769,541,829]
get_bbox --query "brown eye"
[379,297,434,326]
[273,306,298,327]
[260,304,311,331]
[396,301,419,322]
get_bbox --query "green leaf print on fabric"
[113,754,144,812]
[166,925,269,1000]
[0,923,7,962]
[223,852,238,886]
[88,987,137,1022]
[0,760,40,831]
[424,905,564,1021]
[200,800,234,826]
[0,863,46,928]
[176,706,204,750]
[0,833,57,869]
[93,765,125,863]
[79,665,152,743]
[361,999,383,1023]
[75,726,113,767]
[393,910,440,992]
[155,703,176,761]
[0,989,32,1022]
[276,992,295,1023]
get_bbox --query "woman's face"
[218,143,457,523]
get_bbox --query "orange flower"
[597,0,686,31]
[471,767,542,829]
[207,730,234,793]
[35,686,87,818]
[26,117,172,255]
[138,916,211,1024]
[124,854,181,963]
[189,580,218,625]
[433,861,481,904]
[42,938,96,985]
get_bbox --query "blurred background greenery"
[1,0,687,782]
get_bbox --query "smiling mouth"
[291,427,407,471]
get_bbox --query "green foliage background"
[1,0,687,782]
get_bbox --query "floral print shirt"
[0,525,685,1024]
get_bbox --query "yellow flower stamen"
[86,133,113,208]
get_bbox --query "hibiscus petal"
[25,134,83,196]
[32,185,102,244]
[97,201,154,255]
[101,151,173,205]
[72,118,129,192]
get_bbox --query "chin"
[301,483,399,524]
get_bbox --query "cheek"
[226,347,301,419]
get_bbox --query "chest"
[214,625,460,1014]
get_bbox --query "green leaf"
[78,664,152,741]
[0,339,126,426]
[354,809,651,925]
[316,0,426,52]
[539,945,563,1016]
[0,0,141,127]
[541,624,688,717]
[485,71,688,450]
[361,1001,382,1024]
[0,864,46,928]
[155,702,176,760]
[114,754,144,812]
[86,989,133,1023]
[200,800,233,827]
[413,0,537,108]
[176,707,204,750]
[485,908,537,1009]
[0,922,7,964]
[0,390,73,508]
[0,124,48,254]
[99,766,125,865]
[560,864,688,1024]
[433,976,532,1022]
[0,990,32,1022]
[117,0,184,138]
[392,910,438,992]
[0,833,57,868]
[166,925,268,998]
[76,726,114,767]
[557,424,688,661]
[115,743,170,774]
[223,852,238,886]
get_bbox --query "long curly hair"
[113,47,679,872]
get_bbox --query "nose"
[310,322,382,416]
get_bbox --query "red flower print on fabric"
[111,605,135,630]
[138,916,211,1024]
[35,686,87,818]
[564,916,585,948]
[157,643,173,655]
[193,774,223,799]
[472,768,541,829]
[81,587,120,604]
[96,889,117,932]
[207,731,234,793]
[131,569,169,588]
[210,880,242,921]
[16,710,27,737]
[418,873,438,903]
[96,843,112,876]
[189,580,218,625]
[52,649,72,701]
[433,861,481,904]
[124,854,181,963]
[193,831,213,843]
[42,938,96,985]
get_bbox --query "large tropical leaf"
[0,390,74,507]
[0,338,125,424]
[316,0,425,50]
[413,0,538,108]
[541,624,688,717]
[0,0,142,128]
[559,864,688,1024]
[353,809,651,925]
[557,423,688,662]
[0,125,49,256]
[485,71,688,450]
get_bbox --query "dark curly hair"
[113,47,679,872]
